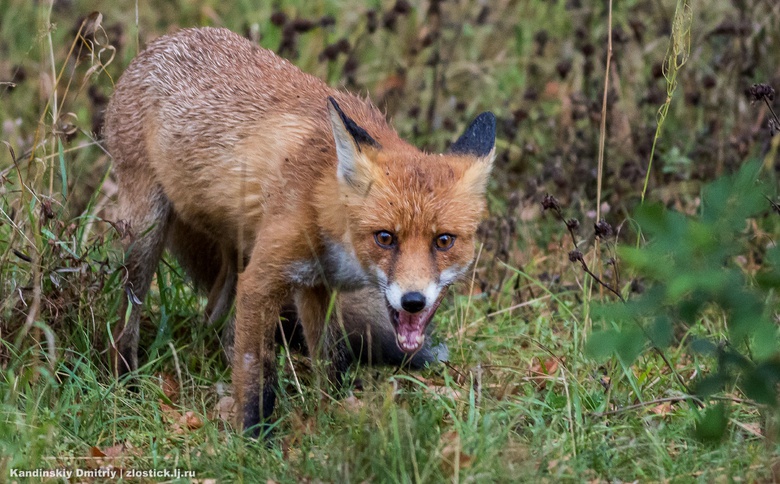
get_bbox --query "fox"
[104,27,495,438]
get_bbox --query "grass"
[1,0,779,481]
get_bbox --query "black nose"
[401,292,426,313]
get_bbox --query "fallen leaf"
[650,401,673,417]
[425,385,461,400]
[155,372,179,402]
[289,410,317,439]
[341,395,364,413]
[102,443,126,457]
[160,402,180,417]
[440,431,472,476]
[89,446,106,458]
[529,356,560,390]
[180,411,204,430]
[215,396,235,422]
[160,403,202,434]
[89,443,126,459]
[732,420,763,438]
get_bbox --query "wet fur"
[105,27,492,437]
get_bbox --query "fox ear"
[448,112,497,163]
[450,112,496,194]
[327,97,380,189]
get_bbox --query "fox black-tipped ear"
[327,97,379,150]
[452,112,496,195]
[448,112,496,160]
[327,97,379,189]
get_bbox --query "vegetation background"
[1,0,779,481]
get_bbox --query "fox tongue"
[396,309,429,353]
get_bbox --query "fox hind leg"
[113,186,171,377]
[167,219,238,360]
[295,286,350,391]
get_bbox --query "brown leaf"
[290,409,317,436]
[425,385,461,400]
[341,395,364,413]
[440,431,473,476]
[159,402,182,420]
[215,396,235,422]
[649,401,673,417]
[89,443,126,459]
[102,443,126,458]
[155,372,179,402]
[528,357,560,390]
[89,446,106,458]
[180,411,204,430]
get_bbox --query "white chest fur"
[285,239,370,290]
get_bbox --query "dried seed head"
[318,44,340,62]
[476,5,490,24]
[580,42,594,57]
[533,30,549,49]
[594,219,614,239]
[382,11,398,30]
[319,15,336,27]
[343,55,358,77]
[565,218,580,231]
[541,194,561,212]
[291,19,317,33]
[41,199,55,219]
[270,11,287,26]
[747,83,775,103]
[651,62,664,79]
[393,0,412,14]
[513,109,528,124]
[630,278,644,294]
[336,38,351,53]
[556,59,572,79]
[702,75,717,90]
[568,249,584,263]
[366,9,378,33]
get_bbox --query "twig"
[570,251,625,302]
[766,195,780,215]
[541,195,624,302]
[590,396,701,417]
[590,394,751,418]
[541,195,696,399]
[596,0,612,224]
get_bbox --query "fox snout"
[400,292,426,313]
[385,279,444,314]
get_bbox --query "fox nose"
[401,292,427,313]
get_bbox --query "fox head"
[327,97,495,353]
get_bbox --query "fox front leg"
[233,267,287,439]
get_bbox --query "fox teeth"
[415,334,425,345]
[397,334,407,343]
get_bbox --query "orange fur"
[105,27,494,437]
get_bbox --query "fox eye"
[434,234,456,251]
[374,230,397,249]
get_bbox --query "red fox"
[105,27,494,437]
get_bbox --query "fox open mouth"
[387,291,446,353]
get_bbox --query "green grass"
[1,0,779,481]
